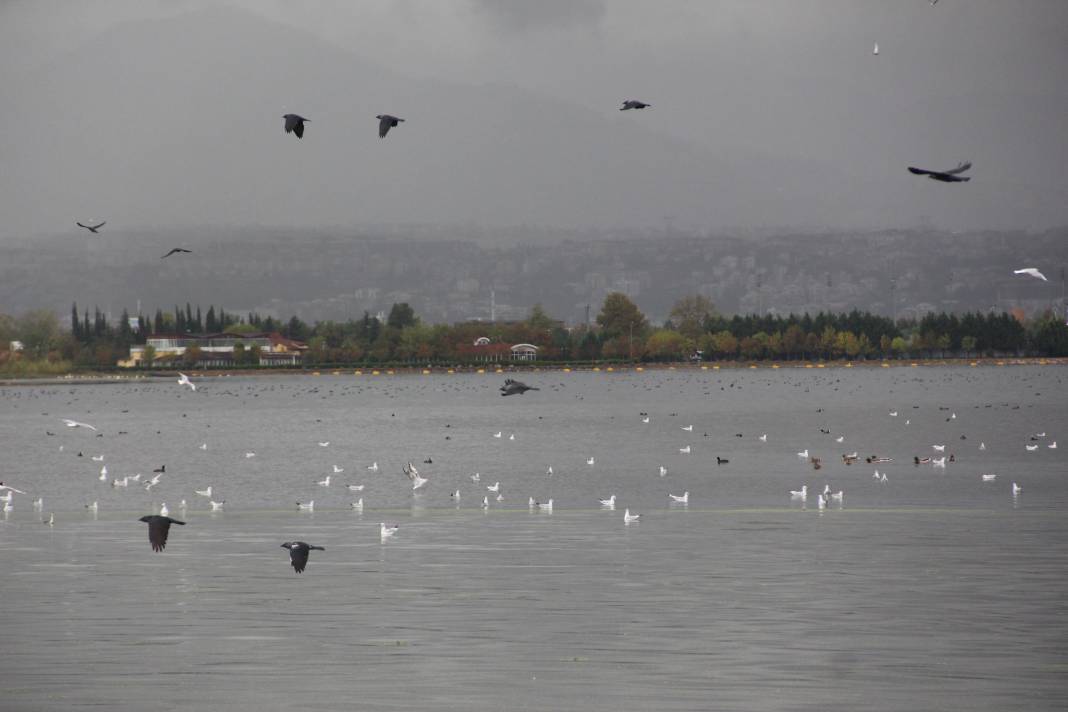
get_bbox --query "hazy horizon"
[2,0,1068,240]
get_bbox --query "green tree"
[387,303,418,330]
[596,292,648,339]
[232,342,246,365]
[17,310,61,359]
[645,329,689,360]
[668,295,717,339]
[183,343,202,366]
[249,344,262,365]
[142,344,156,367]
[960,335,977,357]
[526,303,554,332]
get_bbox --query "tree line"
[0,294,1066,374]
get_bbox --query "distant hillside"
[2,226,1064,325]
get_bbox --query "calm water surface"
[1,366,1066,711]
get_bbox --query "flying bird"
[283,113,309,139]
[376,114,404,138]
[907,161,972,183]
[1013,268,1048,281]
[62,418,97,431]
[620,100,651,111]
[281,541,324,573]
[403,462,428,490]
[139,515,185,552]
[76,221,106,233]
[177,373,196,391]
[161,248,192,259]
[500,379,539,396]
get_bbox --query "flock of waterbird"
[3,365,1058,576]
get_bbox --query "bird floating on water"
[380,523,399,541]
[669,492,689,504]
[194,485,212,498]
[623,509,641,524]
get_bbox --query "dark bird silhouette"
[76,221,106,233]
[620,100,651,111]
[376,114,404,138]
[153,465,165,474]
[907,161,972,183]
[281,541,325,573]
[139,515,185,552]
[161,248,192,259]
[500,379,539,396]
[283,113,309,139]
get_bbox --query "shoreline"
[2,356,1065,385]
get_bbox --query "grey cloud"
[469,0,605,32]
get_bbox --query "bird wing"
[944,161,972,175]
[147,517,171,552]
[907,166,936,176]
[284,115,298,133]
[76,222,88,229]
[294,121,304,139]
[289,545,310,573]
[162,248,179,258]
[379,116,392,138]
[91,222,106,230]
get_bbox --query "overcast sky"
[2,0,1066,239]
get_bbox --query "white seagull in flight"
[1013,268,1048,281]
[177,373,196,391]
[62,418,97,431]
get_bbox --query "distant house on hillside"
[120,332,306,368]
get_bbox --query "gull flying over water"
[376,114,404,138]
[403,462,428,491]
[0,482,27,495]
[62,418,97,431]
[161,248,192,259]
[283,113,309,139]
[908,161,972,183]
[76,221,106,233]
[281,541,324,573]
[177,373,196,391]
[500,379,539,396]
[139,515,185,552]
[1013,268,1048,281]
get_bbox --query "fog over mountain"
[2,226,1064,326]
[1,1,1067,239]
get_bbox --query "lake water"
[2,366,1067,711]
